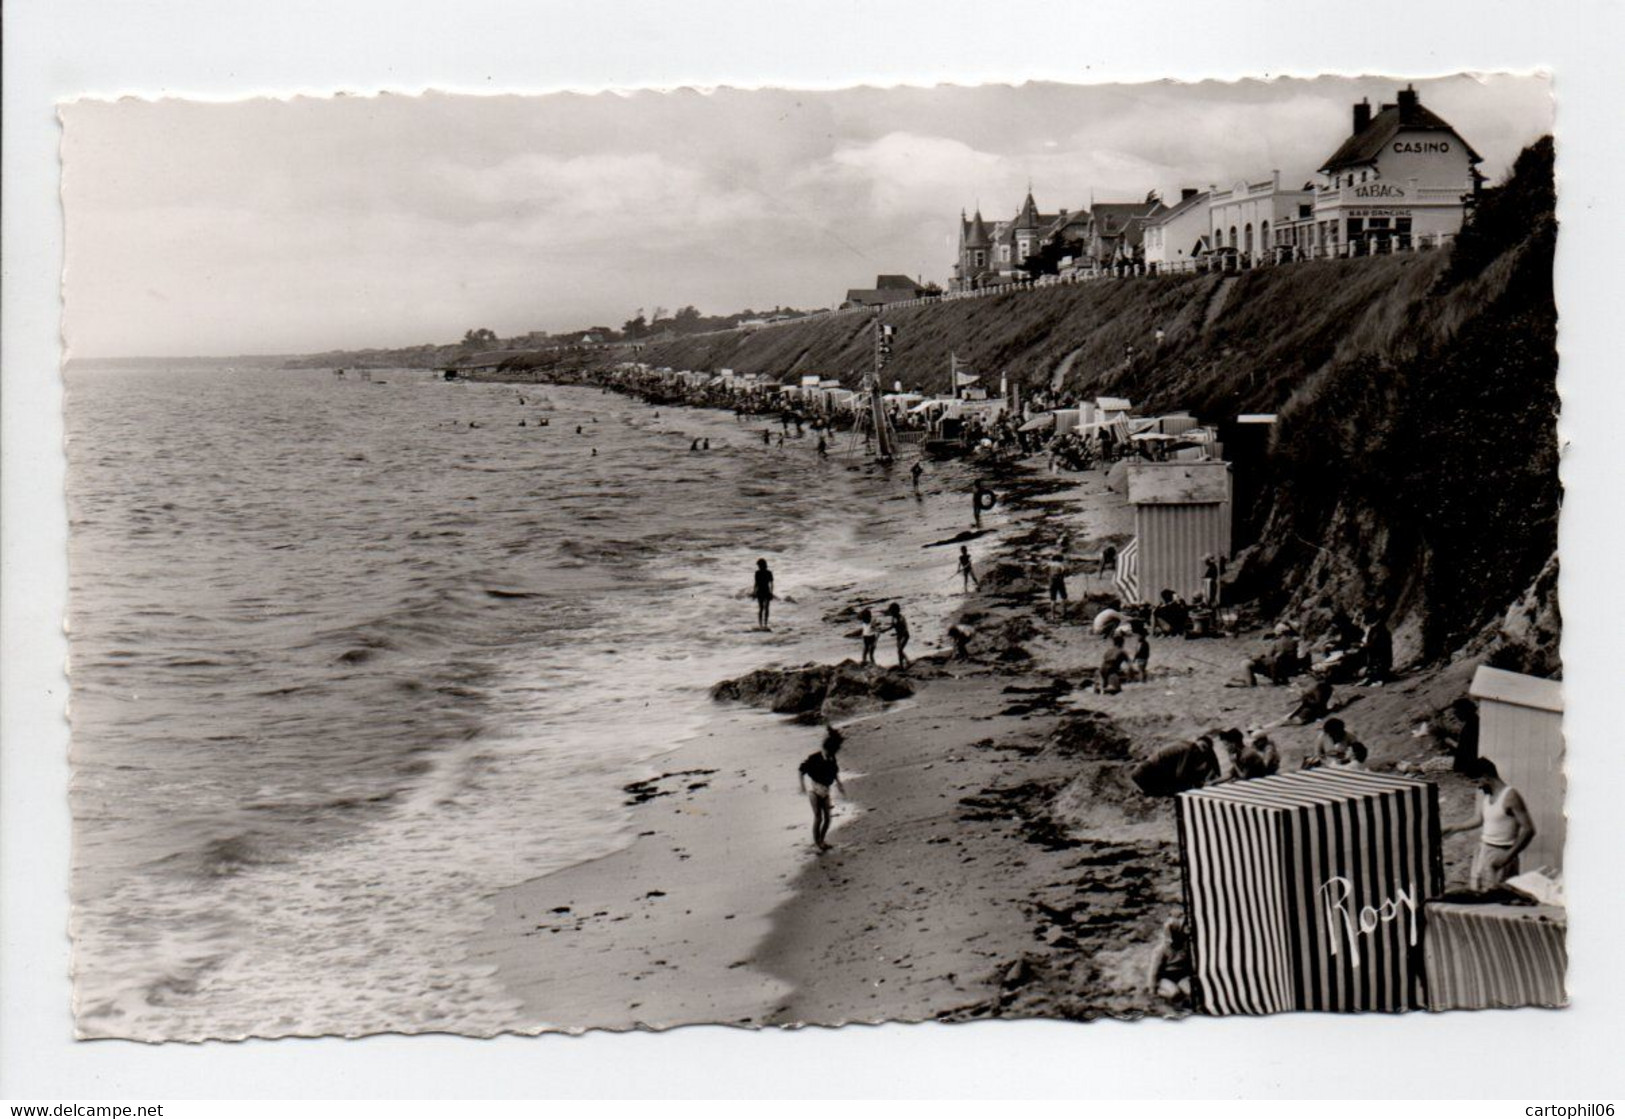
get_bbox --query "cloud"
[60,76,1553,357]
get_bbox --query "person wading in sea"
[752,558,776,631]
[798,727,847,852]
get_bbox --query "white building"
[1305,85,1483,256]
[1143,189,1211,272]
[1208,172,1312,264]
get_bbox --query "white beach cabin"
[1468,665,1565,874]
[1116,461,1233,604]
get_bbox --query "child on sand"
[858,608,877,665]
[1098,634,1129,694]
[1307,717,1363,768]
[797,727,847,852]
[947,623,975,660]
[1147,916,1193,1006]
[1129,621,1152,681]
[958,545,979,593]
[883,602,911,669]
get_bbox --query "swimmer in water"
[763,429,772,446]
[592,448,598,457]
[576,425,583,434]
[703,438,710,450]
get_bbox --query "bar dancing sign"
[1176,769,1443,1014]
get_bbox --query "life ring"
[975,488,998,512]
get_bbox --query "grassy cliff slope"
[528,139,1557,671]
[627,253,1452,419]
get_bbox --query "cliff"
[510,140,1557,673]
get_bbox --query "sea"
[65,363,974,1040]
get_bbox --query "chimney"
[1397,85,1419,114]
[1181,187,1198,201]
[1353,97,1372,135]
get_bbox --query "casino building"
[1279,85,1483,256]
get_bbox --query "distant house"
[842,274,932,308]
[1143,189,1211,272]
[1208,172,1312,263]
[1085,199,1162,270]
[953,191,1070,290]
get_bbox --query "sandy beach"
[477,447,1491,1033]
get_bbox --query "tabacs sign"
[1354,183,1405,199]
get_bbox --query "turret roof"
[965,209,991,247]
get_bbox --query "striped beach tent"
[1176,769,1443,1015]
[1424,902,1567,1010]
[1113,536,1141,603]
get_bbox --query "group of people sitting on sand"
[1238,609,1393,689]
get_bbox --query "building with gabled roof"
[1143,188,1212,271]
[953,190,1070,289]
[1209,172,1312,264]
[842,274,931,309]
[1306,85,1483,255]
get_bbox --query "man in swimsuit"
[1444,758,1536,891]
[910,460,923,490]
[753,558,775,631]
[1046,552,1069,620]
[797,727,847,852]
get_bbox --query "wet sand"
[476,447,1481,1031]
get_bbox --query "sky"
[60,74,1552,358]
